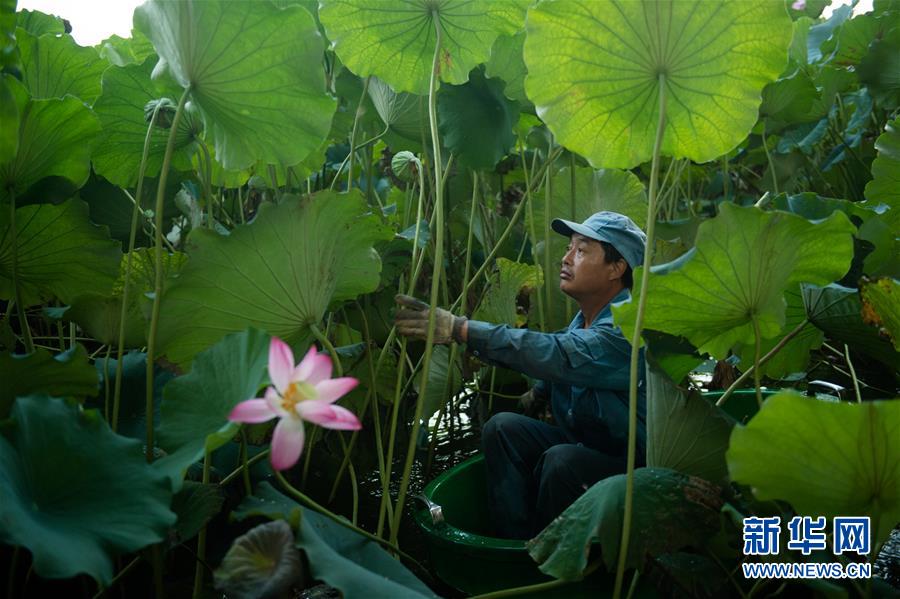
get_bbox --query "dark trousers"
[482,412,628,539]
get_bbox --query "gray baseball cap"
[551,211,646,269]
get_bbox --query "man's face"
[559,233,625,299]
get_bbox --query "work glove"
[394,295,466,344]
[518,388,548,419]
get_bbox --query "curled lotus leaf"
[214,520,303,599]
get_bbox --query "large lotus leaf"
[807,3,853,63]
[15,9,64,36]
[0,76,101,202]
[0,75,16,163]
[861,277,900,352]
[0,395,176,585]
[416,344,462,424]
[646,368,736,485]
[134,0,335,170]
[474,258,543,327]
[16,27,106,103]
[527,467,722,579]
[857,25,900,105]
[437,68,519,169]
[0,198,121,307]
[822,13,889,67]
[727,393,900,546]
[804,283,900,371]
[731,284,823,379]
[319,0,527,95]
[864,117,900,230]
[232,482,436,597]
[157,191,390,367]
[214,520,303,599]
[368,76,429,145]
[524,1,791,169]
[529,165,647,330]
[0,0,13,70]
[0,345,98,418]
[170,481,225,545]
[154,329,270,490]
[759,70,819,130]
[485,31,528,105]
[612,204,855,359]
[92,57,197,188]
[97,29,154,67]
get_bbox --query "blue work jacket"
[466,288,646,457]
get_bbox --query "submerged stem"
[614,74,667,599]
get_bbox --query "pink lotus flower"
[229,337,361,470]
[791,0,806,10]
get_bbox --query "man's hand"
[518,388,548,418]
[395,295,466,344]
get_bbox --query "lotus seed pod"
[391,151,418,182]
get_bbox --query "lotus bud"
[144,98,177,129]
[391,151,419,182]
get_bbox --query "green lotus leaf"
[232,481,303,528]
[0,75,101,202]
[528,165,646,330]
[0,198,121,307]
[804,283,900,371]
[759,70,819,131]
[0,395,176,585]
[368,76,430,152]
[15,8,64,36]
[91,57,197,188]
[157,191,390,367]
[474,258,542,327]
[0,345,98,418]
[134,0,335,170]
[437,68,519,169]
[524,1,791,169]
[807,3,853,63]
[16,27,106,103]
[170,481,225,545]
[789,0,828,20]
[214,520,303,599]
[97,29,154,67]
[822,13,889,67]
[727,393,900,546]
[416,344,462,423]
[154,328,270,489]
[485,31,528,105]
[0,75,17,163]
[861,277,900,352]
[319,0,527,95]
[857,24,900,106]
[864,117,900,230]
[612,203,856,359]
[527,467,722,579]
[646,368,736,485]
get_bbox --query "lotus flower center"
[281,381,317,412]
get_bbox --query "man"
[395,211,647,539]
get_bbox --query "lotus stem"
[753,316,763,407]
[715,318,810,407]
[345,76,370,191]
[389,10,445,548]
[218,448,270,487]
[543,142,554,324]
[113,103,159,432]
[761,123,778,194]
[522,143,546,329]
[239,428,252,496]
[91,556,141,599]
[614,74,667,599]
[197,139,213,229]
[309,322,343,377]
[8,191,34,354]
[844,343,862,403]
[192,450,211,599]
[146,86,190,463]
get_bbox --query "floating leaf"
[524,1,792,168]
[0,76,101,202]
[527,468,722,579]
[16,27,106,102]
[861,277,900,352]
[612,204,855,359]
[0,345,98,418]
[473,258,542,327]
[91,57,197,188]
[727,393,900,546]
[320,0,527,95]
[437,68,519,169]
[646,368,735,484]
[0,395,175,585]
[155,329,270,489]
[135,0,335,170]
[214,520,303,599]
[158,191,390,367]
[0,198,121,307]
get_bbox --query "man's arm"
[463,320,633,390]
